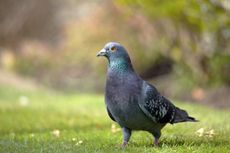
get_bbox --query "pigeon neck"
[108,58,134,73]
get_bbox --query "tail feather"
[172,107,198,124]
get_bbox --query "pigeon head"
[97,42,133,71]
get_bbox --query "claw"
[121,141,128,149]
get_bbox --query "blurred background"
[0,0,230,108]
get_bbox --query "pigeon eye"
[111,46,117,52]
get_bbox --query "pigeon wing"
[138,82,176,124]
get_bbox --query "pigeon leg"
[121,127,132,149]
[153,138,159,146]
[152,131,161,147]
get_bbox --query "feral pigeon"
[97,42,197,148]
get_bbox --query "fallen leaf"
[51,129,60,137]
[75,140,83,145]
[196,128,204,137]
[206,129,215,138]
[111,124,121,133]
[78,140,83,144]
[196,128,216,138]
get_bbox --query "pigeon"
[97,42,198,148]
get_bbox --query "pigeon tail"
[172,107,198,124]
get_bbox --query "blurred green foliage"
[1,0,229,92]
[118,0,230,87]
[209,53,230,85]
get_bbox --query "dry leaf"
[111,123,121,133]
[75,140,83,145]
[196,128,204,137]
[51,129,60,137]
[196,128,216,138]
[206,129,215,138]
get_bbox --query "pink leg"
[121,127,131,149]
[121,141,128,149]
[154,138,159,146]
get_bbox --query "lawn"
[0,85,230,153]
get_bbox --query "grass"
[0,85,230,153]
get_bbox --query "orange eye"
[111,46,117,52]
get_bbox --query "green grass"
[0,85,230,153]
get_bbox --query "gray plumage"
[97,42,198,148]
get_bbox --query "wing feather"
[138,82,175,124]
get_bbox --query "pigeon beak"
[96,48,107,57]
